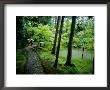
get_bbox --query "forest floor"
[38,48,94,74]
[16,47,94,74]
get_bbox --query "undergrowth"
[39,49,93,74]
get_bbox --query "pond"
[59,48,94,60]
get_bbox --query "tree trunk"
[53,16,65,68]
[51,16,61,54]
[82,47,84,59]
[65,16,76,66]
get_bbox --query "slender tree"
[82,17,87,59]
[53,16,65,68]
[82,45,85,59]
[51,16,61,54]
[65,16,76,66]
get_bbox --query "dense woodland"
[16,16,94,74]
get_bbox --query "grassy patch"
[73,59,93,74]
[39,49,94,74]
[16,49,27,74]
[56,65,78,74]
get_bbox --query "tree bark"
[51,16,61,54]
[65,16,76,66]
[53,16,65,68]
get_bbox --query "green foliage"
[16,16,94,50]
[39,51,55,61]
[31,25,53,41]
[73,16,94,50]
[16,16,52,48]
[63,17,71,33]
[26,24,54,49]
[60,16,94,50]
[73,37,82,48]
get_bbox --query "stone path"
[25,46,44,74]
